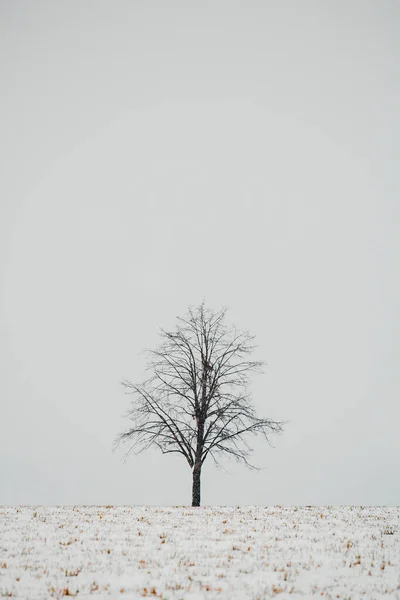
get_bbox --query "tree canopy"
[116,303,284,505]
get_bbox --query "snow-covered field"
[1,506,399,599]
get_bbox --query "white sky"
[1,0,399,506]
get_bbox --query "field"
[0,506,399,599]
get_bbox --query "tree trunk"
[191,463,202,507]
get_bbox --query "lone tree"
[116,303,284,506]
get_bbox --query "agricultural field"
[0,505,399,599]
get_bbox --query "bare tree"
[115,303,284,506]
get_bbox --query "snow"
[1,506,399,599]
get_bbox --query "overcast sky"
[1,1,399,506]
